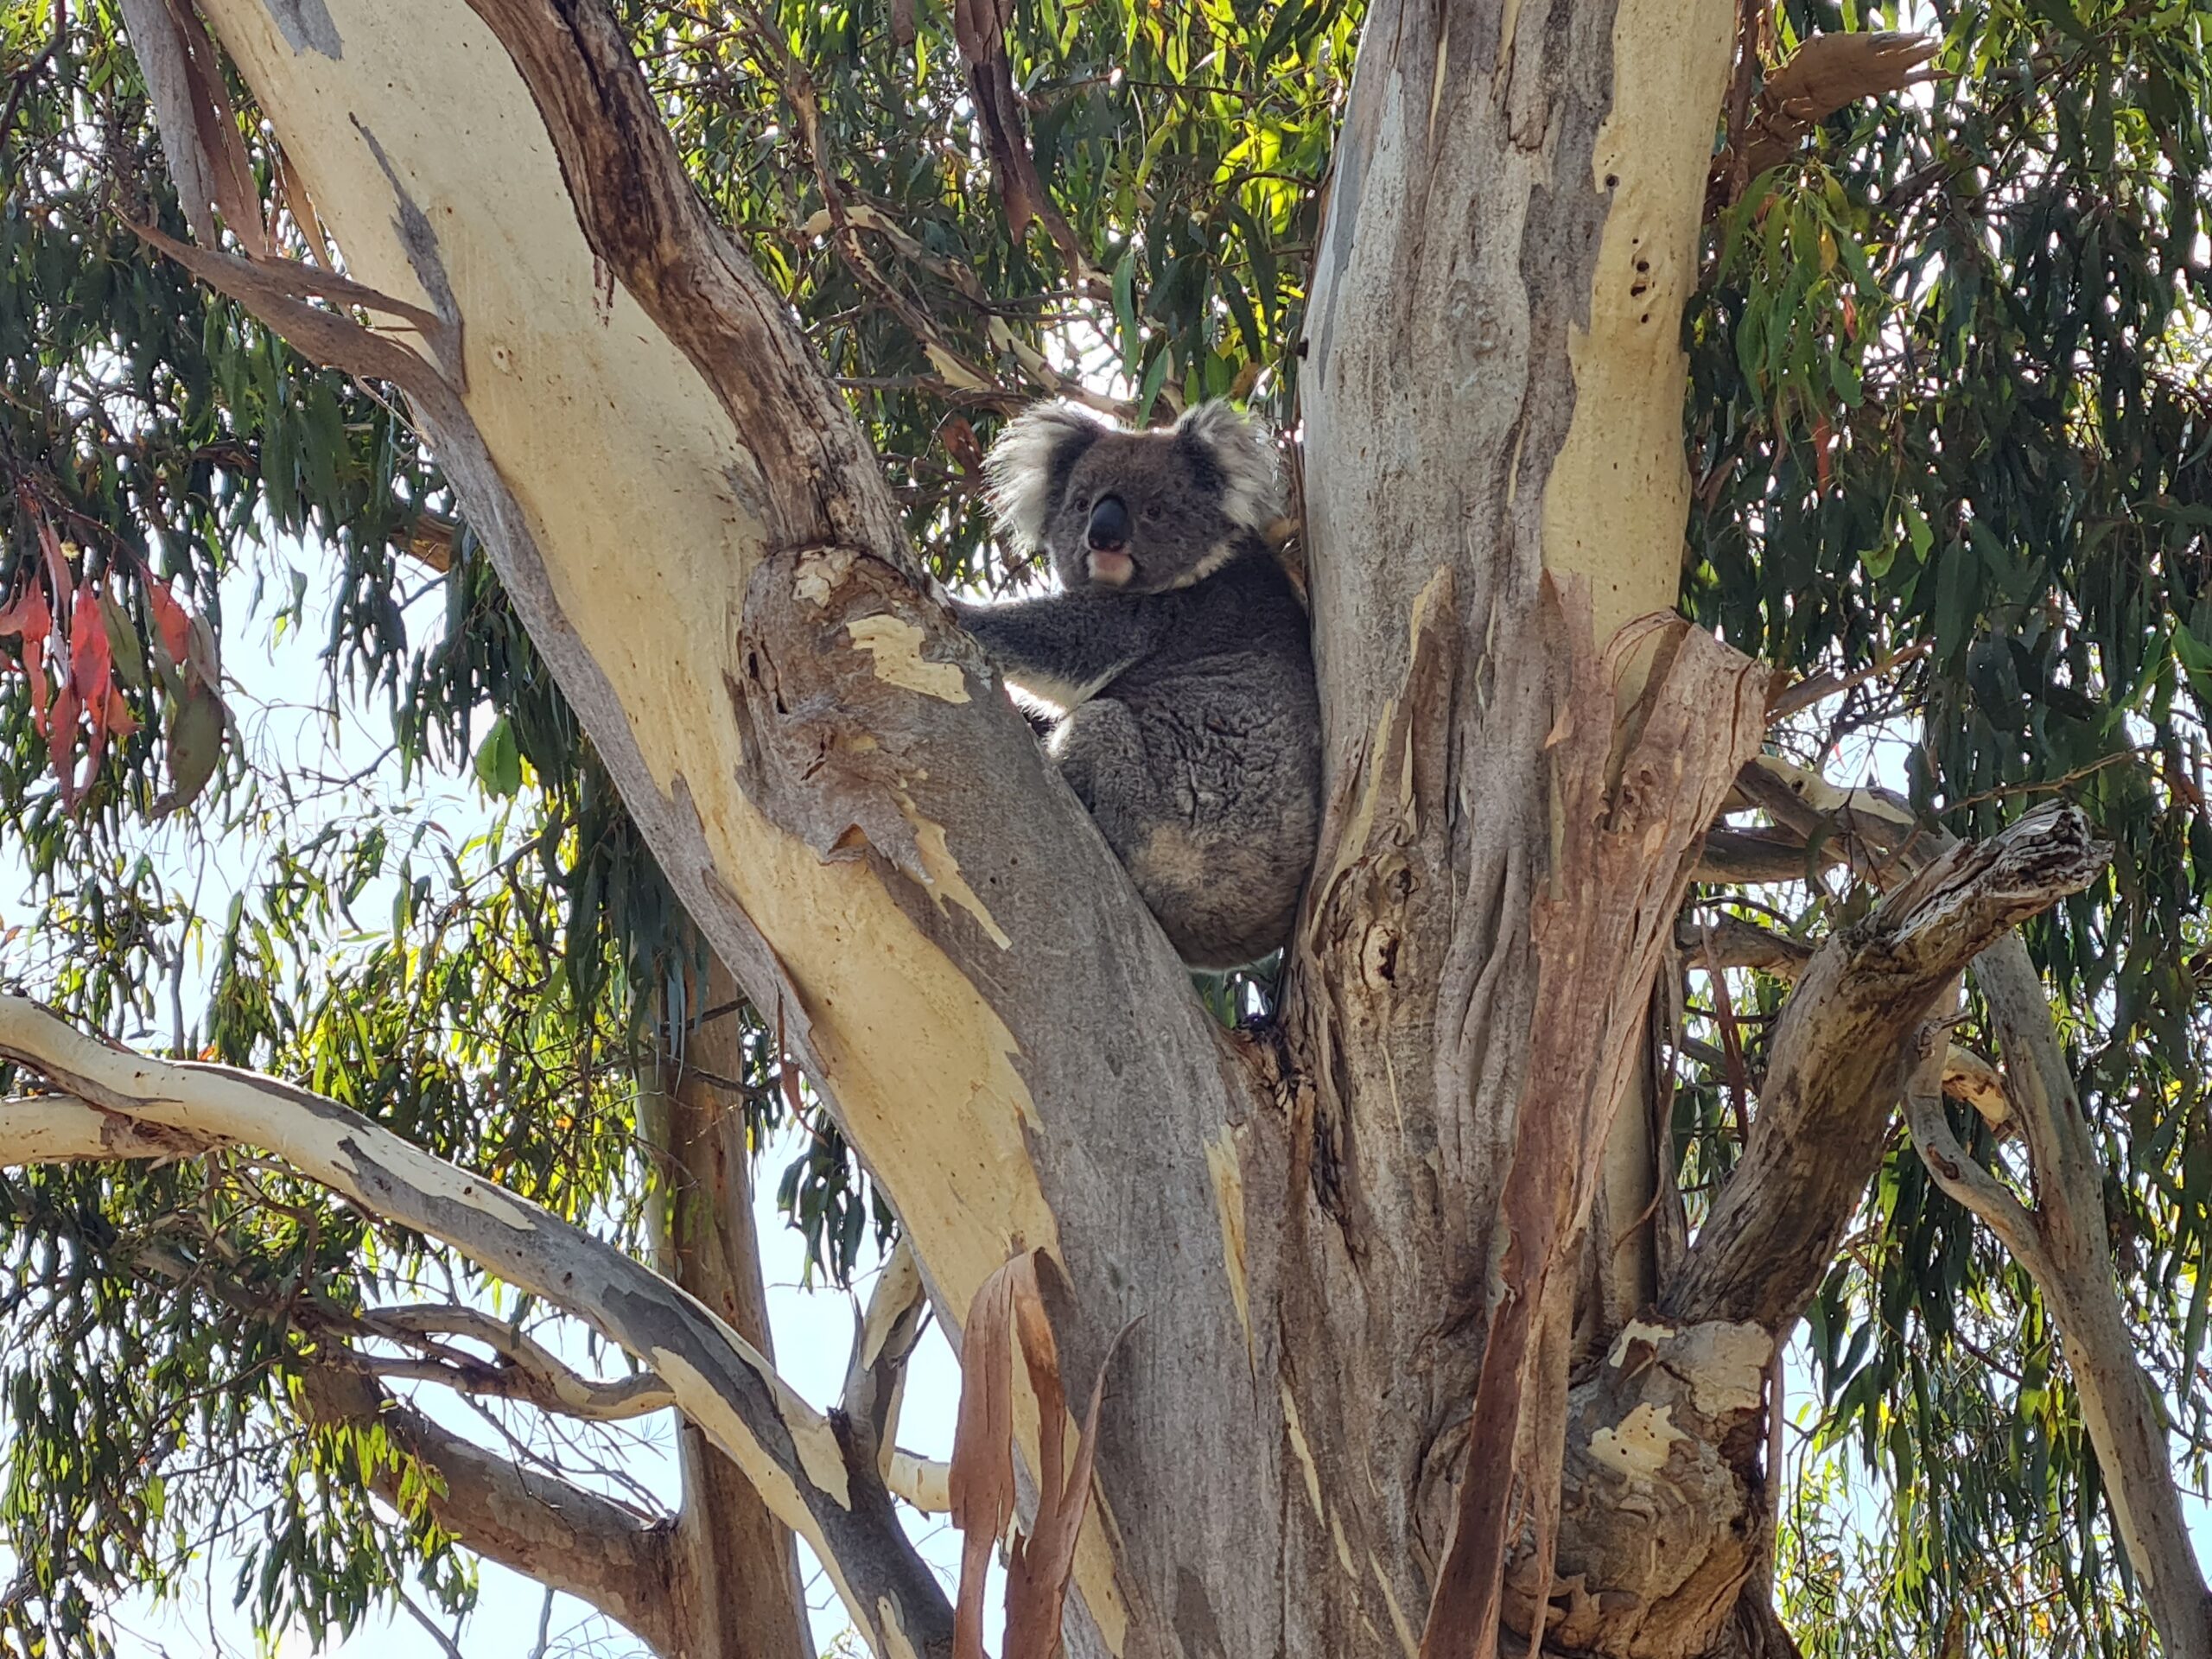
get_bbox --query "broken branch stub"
[1667,803,2110,1332]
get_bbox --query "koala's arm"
[952,591,1169,707]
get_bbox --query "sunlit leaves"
[1686,1,2212,1650]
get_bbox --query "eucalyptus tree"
[1,2,2209,1658]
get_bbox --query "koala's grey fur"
[952,399,1320,969]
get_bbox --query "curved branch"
[1966,941,2212,1658]
[1695,758,2210,1654]
[296,1358,681,1651]
[1902,1003,2050,1281]
[0,1010,956,1659]
[361,1304,680,1421]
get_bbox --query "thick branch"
[0,1093,224,1162]
[1666,804,2108,1329]
[455,0,903,559]
[0,1012,955,1659]
[296,1358,680,1652]
[152,11,1269,1651]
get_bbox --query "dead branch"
[1665,803,2108,1331]
[1707,30,1940,214]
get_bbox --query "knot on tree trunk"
[730,545,1020,949]
[1514,1319,1774,1659]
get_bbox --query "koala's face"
[984,401,1283,595]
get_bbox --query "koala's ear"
[983,404,1107,550]
[1175,400,1284,533]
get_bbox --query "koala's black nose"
[1087,494,1132,552]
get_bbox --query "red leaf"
[32,506,70,602]
[71,582,113,706]
[145,578,191,671]
[102,685,139,741]
[0,579,49,646]
[22,633,50,735]
[47,678,80,810]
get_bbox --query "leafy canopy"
[0,0,2204,1654]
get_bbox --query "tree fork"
[85,3,2154,1659]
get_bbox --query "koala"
[952,399,1320,970]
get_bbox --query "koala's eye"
[1140,501,1164,522]
[1070,493,1090,512]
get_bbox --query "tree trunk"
[84,4,2119,1658]
[644,957,815,1659]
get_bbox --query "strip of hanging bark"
[1707,29,1938,213]
[950,1249,1125,1659]
[124,214,461,395]
[949,0,1089,283]
[1664,804,2108,1331]
[458,0,911,558]
[114,0,269,256]
[1418,590,1770,1659]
